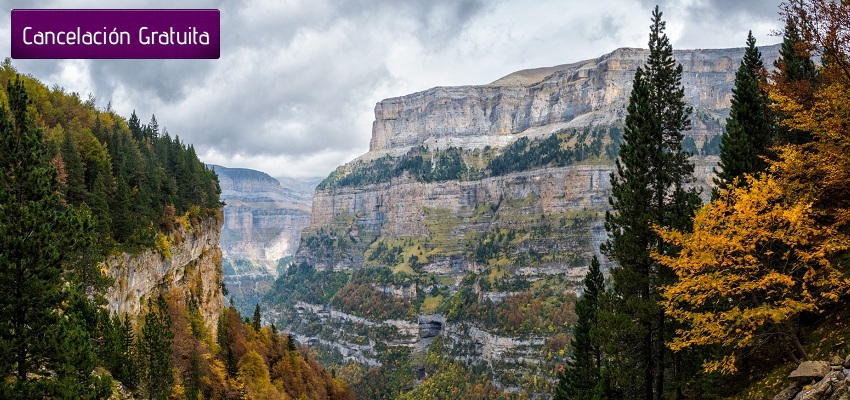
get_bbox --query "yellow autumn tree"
[656,175,850,374]
[771,0,850,227]
[658,0,850,375]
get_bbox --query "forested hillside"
[0,61,352,399]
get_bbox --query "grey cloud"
[2,0,786,177]
[639,0,784,31]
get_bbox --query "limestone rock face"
[368,45,779,157]
[212,165,319,275]
[106,216,224,329]
[792,371,846,400]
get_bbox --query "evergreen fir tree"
[0,77,109,399]
[60,130,88,205]
[600,7,700,400]
[128,110,143,141]
[184,343,201,400]
[87,167,114,244]
[287,334,297,352]
[252,303,262,331]
[102,314,139,390]
[773,15,819,145]
[555,256,605,400]
[218,307,238,377]
[713,31,774,197]
[140,294,174,400]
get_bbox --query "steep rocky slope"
[106,216,225,330]
[266,44,781,395]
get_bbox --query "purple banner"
[11,9,220,59]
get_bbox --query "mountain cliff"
[106,216,224,330]
[211,164,320,313]
[266,44,781,396]
[212,165,318,274]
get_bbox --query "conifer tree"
[600,7,700,399]
[0,77,109,399]
[184,343,201,400]
[555,256,605,400]
[773,14,819,145]
[140,294,174,400]
[60,130,88,205]
[252,303,262,331]
[128,110,143,141]
[713,31,774,197]
[103,314,139,390]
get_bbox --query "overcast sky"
[2,0,784,179]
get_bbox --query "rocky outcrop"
[790,361,833,382]
[775,357,850,400]
[106,216,224,329]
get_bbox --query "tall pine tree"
[600,7,700,400]
[0,77,109,399]
[139,294,174,400]
[555,256,605,400]
[59,129,88,205]
[713,31,774,197]
[252,303,262,331]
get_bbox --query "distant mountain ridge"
[210,164,320,275]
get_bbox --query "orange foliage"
[657,176,850,374]
[658,0,850,376]
[162,292,354,399]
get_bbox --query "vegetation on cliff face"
[318,127,622,190]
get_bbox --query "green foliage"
[0,62,221,254]
[440,285,577,336]
[139,294,174,400]
[319,128,620,189]
[252,303,262,331]
[772,14,819,146]
[319,145,476,189]
[488,128,613,176]
[214,305,354,399]
[713,31,774,197]
[352,347,416,399]
[555,256,606,400]
[264,262,350,306]
[0,76,110,399]
[599,7,701,398]
[331,280,414,321]
[101,314,139,390]
[701,134,722,156]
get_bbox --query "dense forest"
[0,62,351,399]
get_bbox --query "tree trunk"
[654,308,665,400]
[674,351,684,400]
